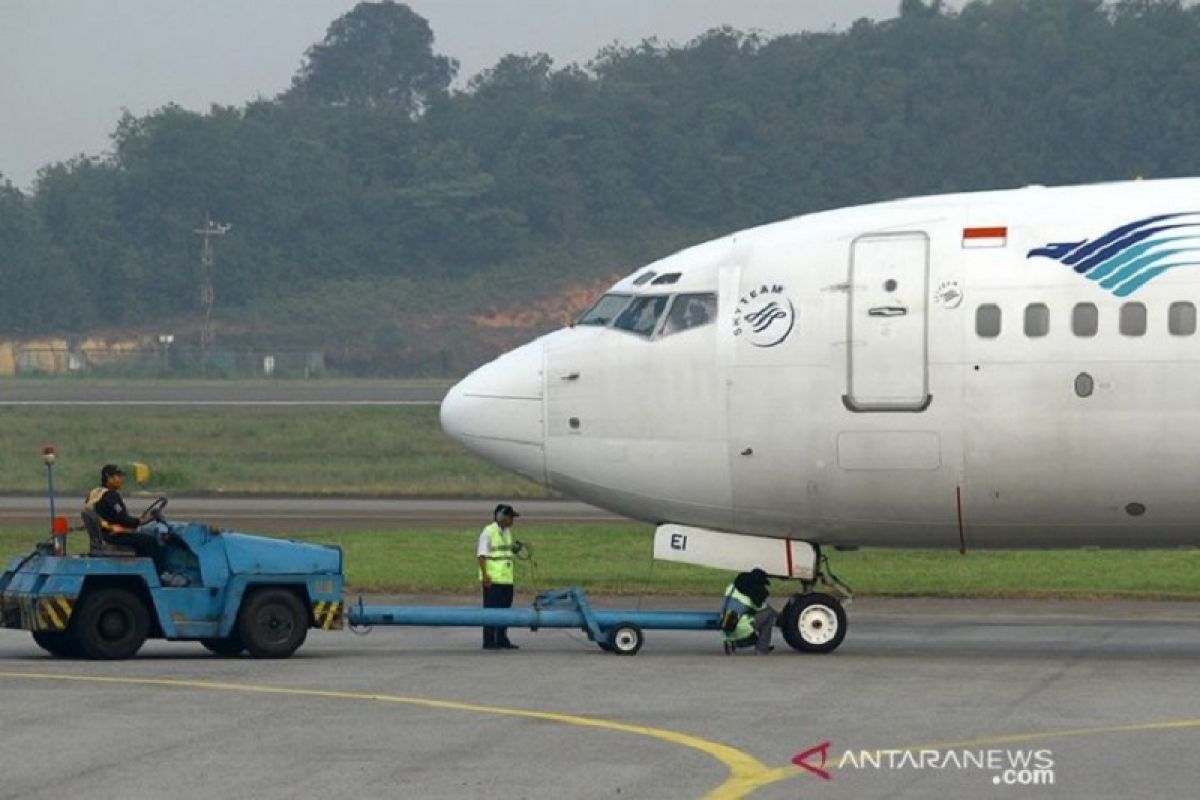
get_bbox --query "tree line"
[2,0,1199,369]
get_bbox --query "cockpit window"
[651,272,681,285]
[632,271,657,286]
[614,295,670,337]
[576,293,631,326]
[660,293,717,336]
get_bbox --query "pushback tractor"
[0,497,346,660]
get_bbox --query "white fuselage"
[441,178,1200,548]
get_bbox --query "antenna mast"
[193,215,231,368]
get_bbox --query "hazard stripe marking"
[43,602,62,631]
[312,601,344,631]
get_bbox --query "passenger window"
[1169,302,1196,336]
[975,304,1001,338]
[661,293,717,336]
[614,295,671,337]
[576,294,631,327]
[1119,302,1146,336]
[1024,303,1049,337]
[1072,303,1098,337]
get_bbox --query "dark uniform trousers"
[482,583,514,647]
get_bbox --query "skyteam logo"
[732,284,796,347]
[1028,212,1200,297]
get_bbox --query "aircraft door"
[845,232,931,412]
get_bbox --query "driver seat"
[81,509,137,557]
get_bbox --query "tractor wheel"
[200,636,246,657]
[74,587,151,660]
[237,588,308,659]
[32,630,81,658]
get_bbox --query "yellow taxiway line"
[0,670,779,799]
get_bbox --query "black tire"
[74,587,151,660]
[237,588,308,659]
[200,636,246,657]
[780,593,847,654]
[32,630,82,658]
[606,623,644,656]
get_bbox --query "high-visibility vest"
[478,522,514,584]
[84,487,133,534]
[721,583,759,642]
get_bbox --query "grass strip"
[3,525,1198,599]
[0,405,545,497]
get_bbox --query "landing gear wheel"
[32,630,81,658]
[237,588,308,659]
[74,587,150,660]
[780,593,847,654]
[200,636,246,657]
[606,623,643,656]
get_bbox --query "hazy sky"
[0,0,903,190]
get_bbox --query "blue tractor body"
[1,522,344,659]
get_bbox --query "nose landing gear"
[778,547,852,654]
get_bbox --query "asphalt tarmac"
[1,597,1195,799]
[0,497,620,530]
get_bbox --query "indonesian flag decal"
[962,226,1008,248]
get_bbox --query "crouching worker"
[720,567,776,655]
[85,464,186,586]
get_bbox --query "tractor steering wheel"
[143,496,169,522]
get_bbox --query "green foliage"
[6,0,1200,371]
[287,0,457,112]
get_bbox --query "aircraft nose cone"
[440,339,546,484]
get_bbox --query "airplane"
[440,177,1200,653]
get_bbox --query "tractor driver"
[85,464,178,580]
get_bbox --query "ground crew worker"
[478,503,519,650]
[720,567,776,655]
[85,464,181,584]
